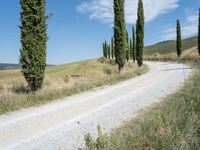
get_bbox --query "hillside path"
[0,61,192,150]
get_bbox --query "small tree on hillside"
[20,0,47,91]
[176,20,182,58]
[136,0,144,67]
[198,8,200,56]
[114,0,126,72]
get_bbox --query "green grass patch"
[85,61,200,150]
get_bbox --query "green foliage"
[132,26,136,62]
[20,0,47,91]
[84,125,108,150]
[198,8,200,56]
[136,0,144,67]
[111,37,115,59]
[103,41,110,59]
[126,30,130,62]
[108,44,111,59]
[114,0,126,72]
[129,38,133,59]
[176,20,182,58]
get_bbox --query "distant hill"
[144,36,198,55]
[0,63,20,70]
[0,64,54,70]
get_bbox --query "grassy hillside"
[0,58,148,115]
[144,36,198,55]
[85,61,200,150]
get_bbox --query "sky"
[0,0,199,64]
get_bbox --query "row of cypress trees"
[103,27,136,62]
[103,0,144,72]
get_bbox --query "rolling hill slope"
[144,36,198,55]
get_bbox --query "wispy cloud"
[76,0,179,24]
[162,9,198,40]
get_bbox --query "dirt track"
[0,61,192,150]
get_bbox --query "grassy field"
[0,58,148,115]
[85,60,200,150]
[144,36,198,55]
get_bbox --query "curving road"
[0,62,192,150]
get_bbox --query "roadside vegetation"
[0,59,148,115]
[85,60,200,150]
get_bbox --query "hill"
[0,63,20,70]
[144,36,198,55]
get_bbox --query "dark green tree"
[103,42,107,58]
[126,30,130,62]
[130,38,133,59]
[108,44,111,59]
[132,26,136,62]
[114,0,126,72]
[136,0,144,67]
[176,20,182,58]
[111,37,115,59]
[198,8,200,56]
[20,0,47,91]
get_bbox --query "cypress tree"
[103,42,107,58]
[111,37,115,59]
[126,30,130,62]
[108,44,111,59]
[130,38,133,59]
[114,0,126,72]
[176,20,182,58]
[105,41,109,58]
[20,0,47,91]
[136,0,144,67]
[198,8,200,56]
[132,26,136,62]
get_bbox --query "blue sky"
[0,0,199,64]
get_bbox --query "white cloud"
[162,10,198,40]
[76,0,179,24]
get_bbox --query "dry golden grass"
[0,58,148,114]
[144,48,199,62]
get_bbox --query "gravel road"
[0,61,192,150]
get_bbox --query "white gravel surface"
[0,61,192,150]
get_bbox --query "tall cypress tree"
[136,0,144,67]
[104,41,108,58]
[114,0,126,72]
[103,42,107,58]
[126,30,130,62]
[130,38,133,59]
[108,44,111,59]
[111,37,115,59]
[132,26,136,62]
[20,0,47,91]
[176,20,182,58]
[198,8,200,56]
